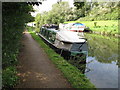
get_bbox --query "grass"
[2,66,19,88]
[29,31,96,88]
[65,20,119,35]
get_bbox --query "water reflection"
[85,33,118,64]
[68,53,87,73]
[84,33,118,88]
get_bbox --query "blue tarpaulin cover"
[73,23,84,26]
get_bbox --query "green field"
[65,20,119,35]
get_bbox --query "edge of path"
[29,31,96,88]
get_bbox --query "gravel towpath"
[15,32,71,88]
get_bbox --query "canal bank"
[30,31,95,88]
[65,20,119,38]
[90,31,120,38]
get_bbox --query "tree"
[50,1,70,24]
[35,13,41,28]
[2,2,41,88]
[2,2,35,67]
[73,2,85,9]
[35,1,71,28]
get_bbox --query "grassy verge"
[65,20,119,36]
[30,31,96,88]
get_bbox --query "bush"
[2,2,35,88]
[2,66,18,88]
[35,28,40,33]
[26,26,35,32]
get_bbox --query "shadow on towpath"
[15,32,71,88]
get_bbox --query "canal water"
[84,33,119,88]
[41,30,119,88]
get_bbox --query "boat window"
[71,43,87,52]
[48,32,56,43]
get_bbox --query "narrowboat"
[38,24,88,58]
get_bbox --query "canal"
[84,33,119,88]
[39,29,119,88]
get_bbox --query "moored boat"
[59,22,86,32]
[38,24,88,57]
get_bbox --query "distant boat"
[38,24,88,57]
[59,23,86,32]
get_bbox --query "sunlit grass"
[65,20,118,35]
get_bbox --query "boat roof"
[56,31,86,43]
[42,27,59,33]
[47,28,59,33]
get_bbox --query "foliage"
[27,2,42,6]
[26,26,35,32]
[35,1,79,32]
[46,2,70,23]
[35,2,119,33]
[84,33,118,64]
[78,2,119,21]
[2,2,34,67]
[2,2,36,88]
[73,2,85,9]
[2,66,18,88]
[30,32,96,88]
[35,13,41,31]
